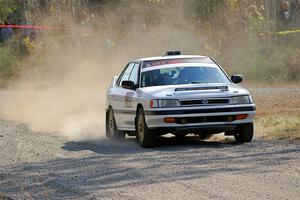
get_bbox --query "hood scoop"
[175,86,228,92]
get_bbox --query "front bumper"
[145,104,256,131]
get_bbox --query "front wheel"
[136,108,156,148]
[234,123,254,143]
[106,108,125,140]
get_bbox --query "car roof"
[134,55,211,62]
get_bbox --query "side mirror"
[231,75,243,84]
[122,80,136,90]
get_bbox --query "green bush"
[247,45,300,82]
[0,46,20,86]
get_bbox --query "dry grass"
[252,88,300,140]
[256,115,300,139]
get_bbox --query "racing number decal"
[125,92,134,108]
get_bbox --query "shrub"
[0,46,20,86]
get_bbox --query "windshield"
[141,66,230,87]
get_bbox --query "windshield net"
[141,66,230,87]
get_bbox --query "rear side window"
[128,63,140,85]
[118,63,135,86]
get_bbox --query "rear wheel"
[106,108,125,139]
[136,108,156,148]
[234,123,254,143]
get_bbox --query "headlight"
[150,99,180,108]
[230,95,252,104]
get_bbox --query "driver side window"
[128,63,139,86]
[118,63,135,86]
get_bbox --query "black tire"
[106,108,125,139]
[234,123,254,143]
[136,108,156,148]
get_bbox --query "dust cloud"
[0,2,205,140]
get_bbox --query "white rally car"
[106,51,256,147]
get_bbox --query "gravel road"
[0,119,299,200]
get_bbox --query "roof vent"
[165,51,181,56]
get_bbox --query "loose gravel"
[0,120,299,200]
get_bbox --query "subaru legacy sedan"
[106,51,256,147]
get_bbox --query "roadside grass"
[256,115,300,140]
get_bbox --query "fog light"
[227,116,234,122]
[181,119,187,124]
[236,114,248,120]
[164,117,176,123]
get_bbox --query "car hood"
[139,83,250,99]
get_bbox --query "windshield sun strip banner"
[141,63,218,73]
[142,58,214,69]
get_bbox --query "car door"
[109,62,139,130]
[120,62,140,130]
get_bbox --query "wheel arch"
[136,103,144,114]
[106,105,113,116]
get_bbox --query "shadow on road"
[62,135,237,155]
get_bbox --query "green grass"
[256,115,300,140]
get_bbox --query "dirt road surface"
[0,119,299,200]
[1,88,300,199]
